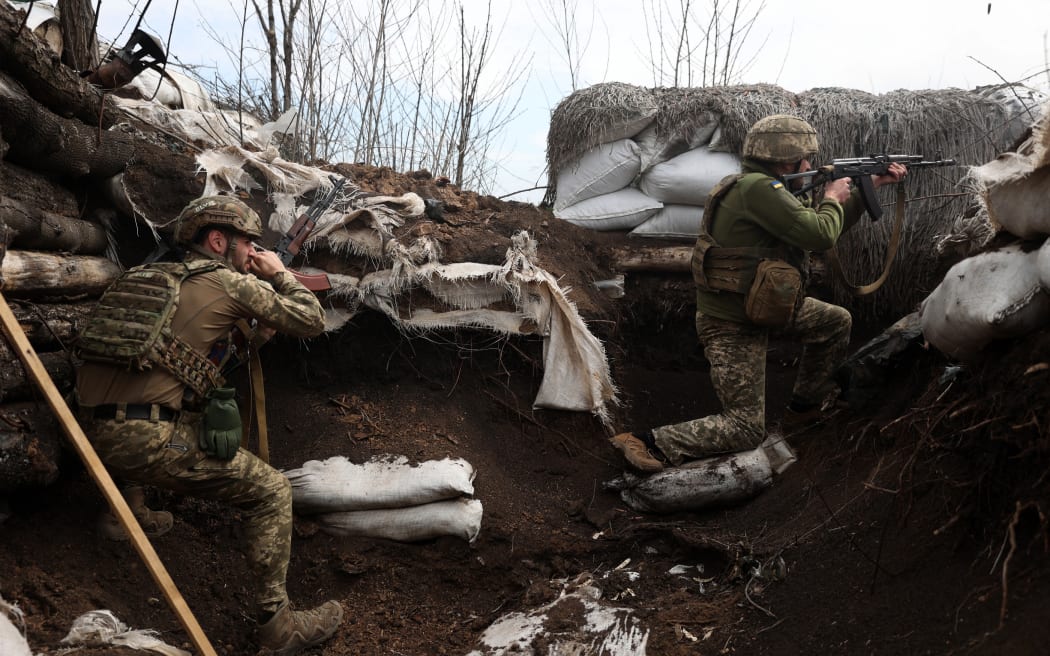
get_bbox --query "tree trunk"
[611,245,693,273]
[0,70,136,178]
[0,3,121,127]
[1,196,108,254]
[0,250,120,297]
[58,0,100,73]
[0,401,62,492]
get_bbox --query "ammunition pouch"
[745,259,802,328]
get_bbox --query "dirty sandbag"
[284,455,476,513]
[466,574,648,655]
[61,609,189,655]
[834,312,925,408]
[0,595,31,656]
[317,497,483,543]
[605,437,793,514]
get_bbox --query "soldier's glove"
[200,387,241,461]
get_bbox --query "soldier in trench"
[610,115,907,473]
[73,196,343,654]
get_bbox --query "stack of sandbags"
[283,455,483,542]
[920,100,1050,359]
[631,143,740,238]
[553,139,660,231]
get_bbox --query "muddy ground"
[3,168,1050,655]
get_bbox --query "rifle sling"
[828,185,906,296]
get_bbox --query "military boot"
[97,486,173,541]
[258,601,343,655]
[609,432,664,473]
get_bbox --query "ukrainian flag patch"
[770,180,784,190]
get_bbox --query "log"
[8,301,94,348]
[0,401,62,491]
[0,70,136,178]
[0,3,121,127]
[0,250,120,297]
[0,159,80,216]
[611,245,693,273]
[0,342,74,402]
[1,195,108,253]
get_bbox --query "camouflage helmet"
[742,114,819,163]
[174,195,263,245]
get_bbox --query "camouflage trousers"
[653,297,851,465]
[85,410,292,615]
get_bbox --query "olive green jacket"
[697,159,866,323]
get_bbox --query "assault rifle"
[781,154,956,220]
[272,176,347,291]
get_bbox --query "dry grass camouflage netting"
[546,82,1042,320]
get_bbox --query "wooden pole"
[0,291,218,656]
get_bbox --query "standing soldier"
[610,115,907,472]
[74,196,343,654]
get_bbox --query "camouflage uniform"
[652,157,866,465]
[76,252,325,615]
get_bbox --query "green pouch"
[200,387,241,461]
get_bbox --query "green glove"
[200,387,241,461]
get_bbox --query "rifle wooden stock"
[290,269,332,292]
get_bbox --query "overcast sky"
[95,0,1050,202]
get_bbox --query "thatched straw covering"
[545,82,658,204]
[546,81,1042,320]
[799,87,1030,319]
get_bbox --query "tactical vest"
[690,172,808,291]
[690,172,807,327]
[74,260,228,399]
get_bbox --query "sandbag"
[317,498,483,542]
[554,139,641,210]
[0,595,31,656]
[554,188,662,231]
[284,455,476,513]
[629,204,705,239]
[978,164,1050,239]
[604,437,793,514]
[920,244,1050,359]
[637,147,741,205]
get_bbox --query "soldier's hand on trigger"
[872,162,907,189]
[824,177,851,204]
[247,248,287,280]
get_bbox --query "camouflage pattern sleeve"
[222,270,325,338]
[739,175,846,251]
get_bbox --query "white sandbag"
[1038,238,1050,291]
[554,139,642,210]
[554,188,662,232]
[629,204,705,239]
[638,147,741,205]
[633,116,722,173]
[317,498,483,542]
[0,595,31,656]
[467,575,648,656]
[978,164,1050,239]
[284,455,476,513]
[920,244,1050,359]
[605,440,782,514]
